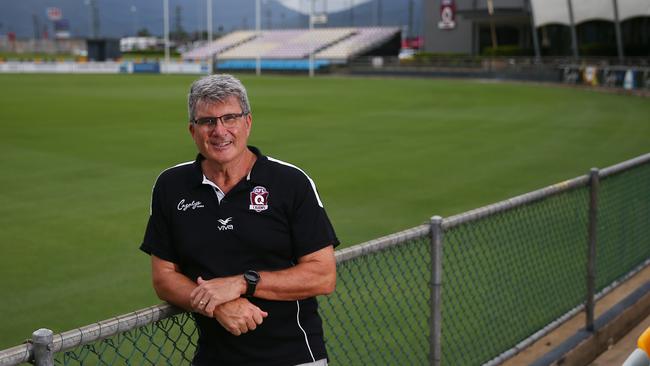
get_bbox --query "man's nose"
[210,120,229,136]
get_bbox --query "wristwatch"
[243,270,260,297]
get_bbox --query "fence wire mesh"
[596,162,650,291]
[441,186,590,365]
[54,312,197,366]
[319,235,431,365]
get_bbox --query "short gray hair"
[187,74,251,122]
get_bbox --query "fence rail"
[1,152,649,366]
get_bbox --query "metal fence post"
[586,168,599,332]
[32,328,54,366]
[430,216,443,366]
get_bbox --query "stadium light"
[612,0,624,61]
[487,0,497,49]
[256,0,261,76]
[207,0,213,74]
[309,0,314,77]
[207,0,213,43]
[130,5,138,36]
[566,0,579,58]
[163,0,170,67]
[527,0,541,61]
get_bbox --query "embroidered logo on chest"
[177,199,204,211]
[217,217,234,231]
[249,186,269,212]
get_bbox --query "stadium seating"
[315,27,400,61]
[261,28,355,59]
[182,31,257,60]
[182,27,399,62]
[218,30,303,59]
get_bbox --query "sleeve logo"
[249,186,269,212]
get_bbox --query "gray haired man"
[141,74,339,365]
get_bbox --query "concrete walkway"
[589,314,650,366]
[502,264,650,366]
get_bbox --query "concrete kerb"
[531,281,650,366]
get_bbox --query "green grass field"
[0,73,649,350]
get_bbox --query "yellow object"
[639,326,650,355]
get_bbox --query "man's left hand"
[190,276,245,317]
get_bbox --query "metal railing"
[1,152,649,366]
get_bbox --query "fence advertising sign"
[54,19,71,39]
[438,0,456,30]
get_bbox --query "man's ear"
[244,114,253,135]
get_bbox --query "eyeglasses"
[192,112,247,130]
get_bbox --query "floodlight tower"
[84,0,100,38]
[130,5,138,36]
[566,0,579,59]
[207,0,213,74]
[612,0,624,61]
[309,0,315,77]
[256,0,261,76]
[163,0,170,68]
[207,0,213,43]
[91,0,100,38]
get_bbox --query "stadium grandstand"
[182,27,401,71]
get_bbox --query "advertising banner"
[438,0,456,30]
[54,19,71,39]
[46,7,63,21]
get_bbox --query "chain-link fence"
[54,312,197,366]
[596,162,650,292]
[441,186,591,365]
[1,153,649,366]
[320,227,432,365]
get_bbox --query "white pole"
[309,0,314,77]
[163,0,170,69]
[207,0,213,74]
[207,0,213,42]
[566,0,579,59]
[612,0,624,62]
[256,0,261,76]
[130,5,137,36]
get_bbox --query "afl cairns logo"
[249,186,269,212]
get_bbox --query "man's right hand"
[213,298,268,336]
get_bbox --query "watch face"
[244,270,260,283]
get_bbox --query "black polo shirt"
[140,146,339,366]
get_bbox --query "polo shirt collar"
[190,145,272,188]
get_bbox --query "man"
[140,74,339,366]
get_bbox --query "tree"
[137,28,151,37]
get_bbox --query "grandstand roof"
[531,0,650,26]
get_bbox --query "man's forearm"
[255,266,334,300]
[152,270,198,312]
[151,255,200,312]
[254,245,336,301]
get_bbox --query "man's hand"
[190,276,245,317]
[213,298,268,336]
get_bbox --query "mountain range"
[0,0,422,39]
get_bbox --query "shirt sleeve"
[140,177,178,263]
[289,173,339,259]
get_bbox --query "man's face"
[189,96,252,166]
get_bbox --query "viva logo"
[217,217,234,231]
